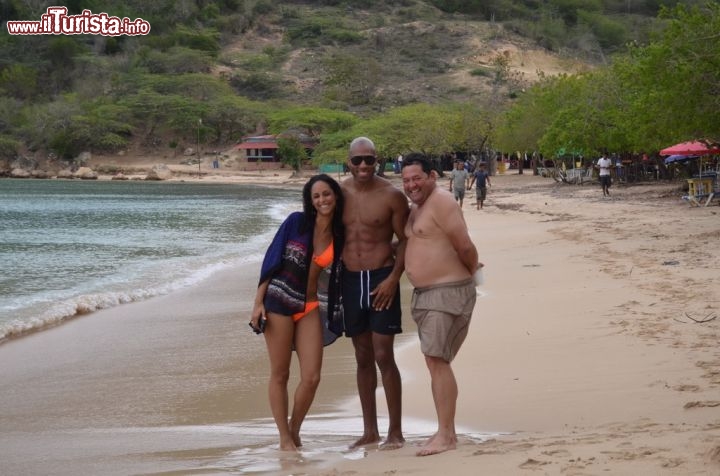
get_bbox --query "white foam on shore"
[0,211,284,344]
[0,190,302,345]
[0,253,263,343]
[71,414,500,473]
[210,414,499,473]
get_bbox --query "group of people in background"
[249,136,482,457]
[449,159,491,209]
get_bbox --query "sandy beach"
[326,175,720,475]
[1,169,719,475]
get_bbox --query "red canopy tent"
[660,140,720,156]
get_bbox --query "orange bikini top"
[312,241,334,268]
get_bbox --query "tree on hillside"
[494,76,555,158]
[204,96,264,143]
[445,102,494,158]
[540,68,633,157]
[20,94,133,159]
[276,136,308,174]
[315,103,481,173]
[323,54,382,106]
[311,128,355,168]
[496,3,720,160]
[268,107,357,136]
[611,3,720,149]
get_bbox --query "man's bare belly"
[343,240,394,272]
[405,245,470,288]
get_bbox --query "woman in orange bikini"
[250,174,344,451]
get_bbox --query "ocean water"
[0,179,299,342]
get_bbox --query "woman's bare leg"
[264,312,296,451]
[289,310,323,447]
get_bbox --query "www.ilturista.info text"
[6,7,151,36]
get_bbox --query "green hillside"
[0,0,716,165]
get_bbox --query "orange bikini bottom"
[292,301,319,322]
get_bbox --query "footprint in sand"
[683,400,720,409]
[707,445,720,463]
[672,384,701,392]
[519,458,551,469]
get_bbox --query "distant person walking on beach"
[340,136,409,450]
[449,161,469,208]
[401,153,480,457]
[597,154,612,196]
[469,162,491,210]
[250,174,345,451]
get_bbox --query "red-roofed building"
[235,134,317,164]
[236,135,280,163]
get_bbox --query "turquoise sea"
[0,179,299,342]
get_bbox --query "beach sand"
[326,176,720,475]
[1,171,719,475]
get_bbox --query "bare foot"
[415,434,456,457]
[289,420,302,448]
[379,434,405,450]
[279,438,298,452]
[349,433,380,449]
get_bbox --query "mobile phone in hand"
[249,316,267,334]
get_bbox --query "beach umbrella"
[659,140,720,156]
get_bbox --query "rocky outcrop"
[111,173,129,180]
[11,156,38,171]
[7,157,41,178]
[30,169,50,178]
[73,167,98,179]
[10,168,31,178]
[145,164,173,180]
[57,169,74,179]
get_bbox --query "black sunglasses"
[350,155,377,166]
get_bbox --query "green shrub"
[171,26,222,56]
[285,17,364,46]
[200,3,221,21]
[0,64,38,100]
[96,133,129,151]
[214,13,251,35]
[252,0,275,15]
[280,6,301,19]
[139,47,214,74]
[326,28,364,44]
[230,72,284,99]
[276,137,307,172]
[578,11,627,50]
[239,53,275,71]
[0,136,20,159]
[470,67,492,77]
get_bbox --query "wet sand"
[0,254,424,475]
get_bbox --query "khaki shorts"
[410,278,476,362]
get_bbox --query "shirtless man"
[400,152,480,457]
[341,136,409,449]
